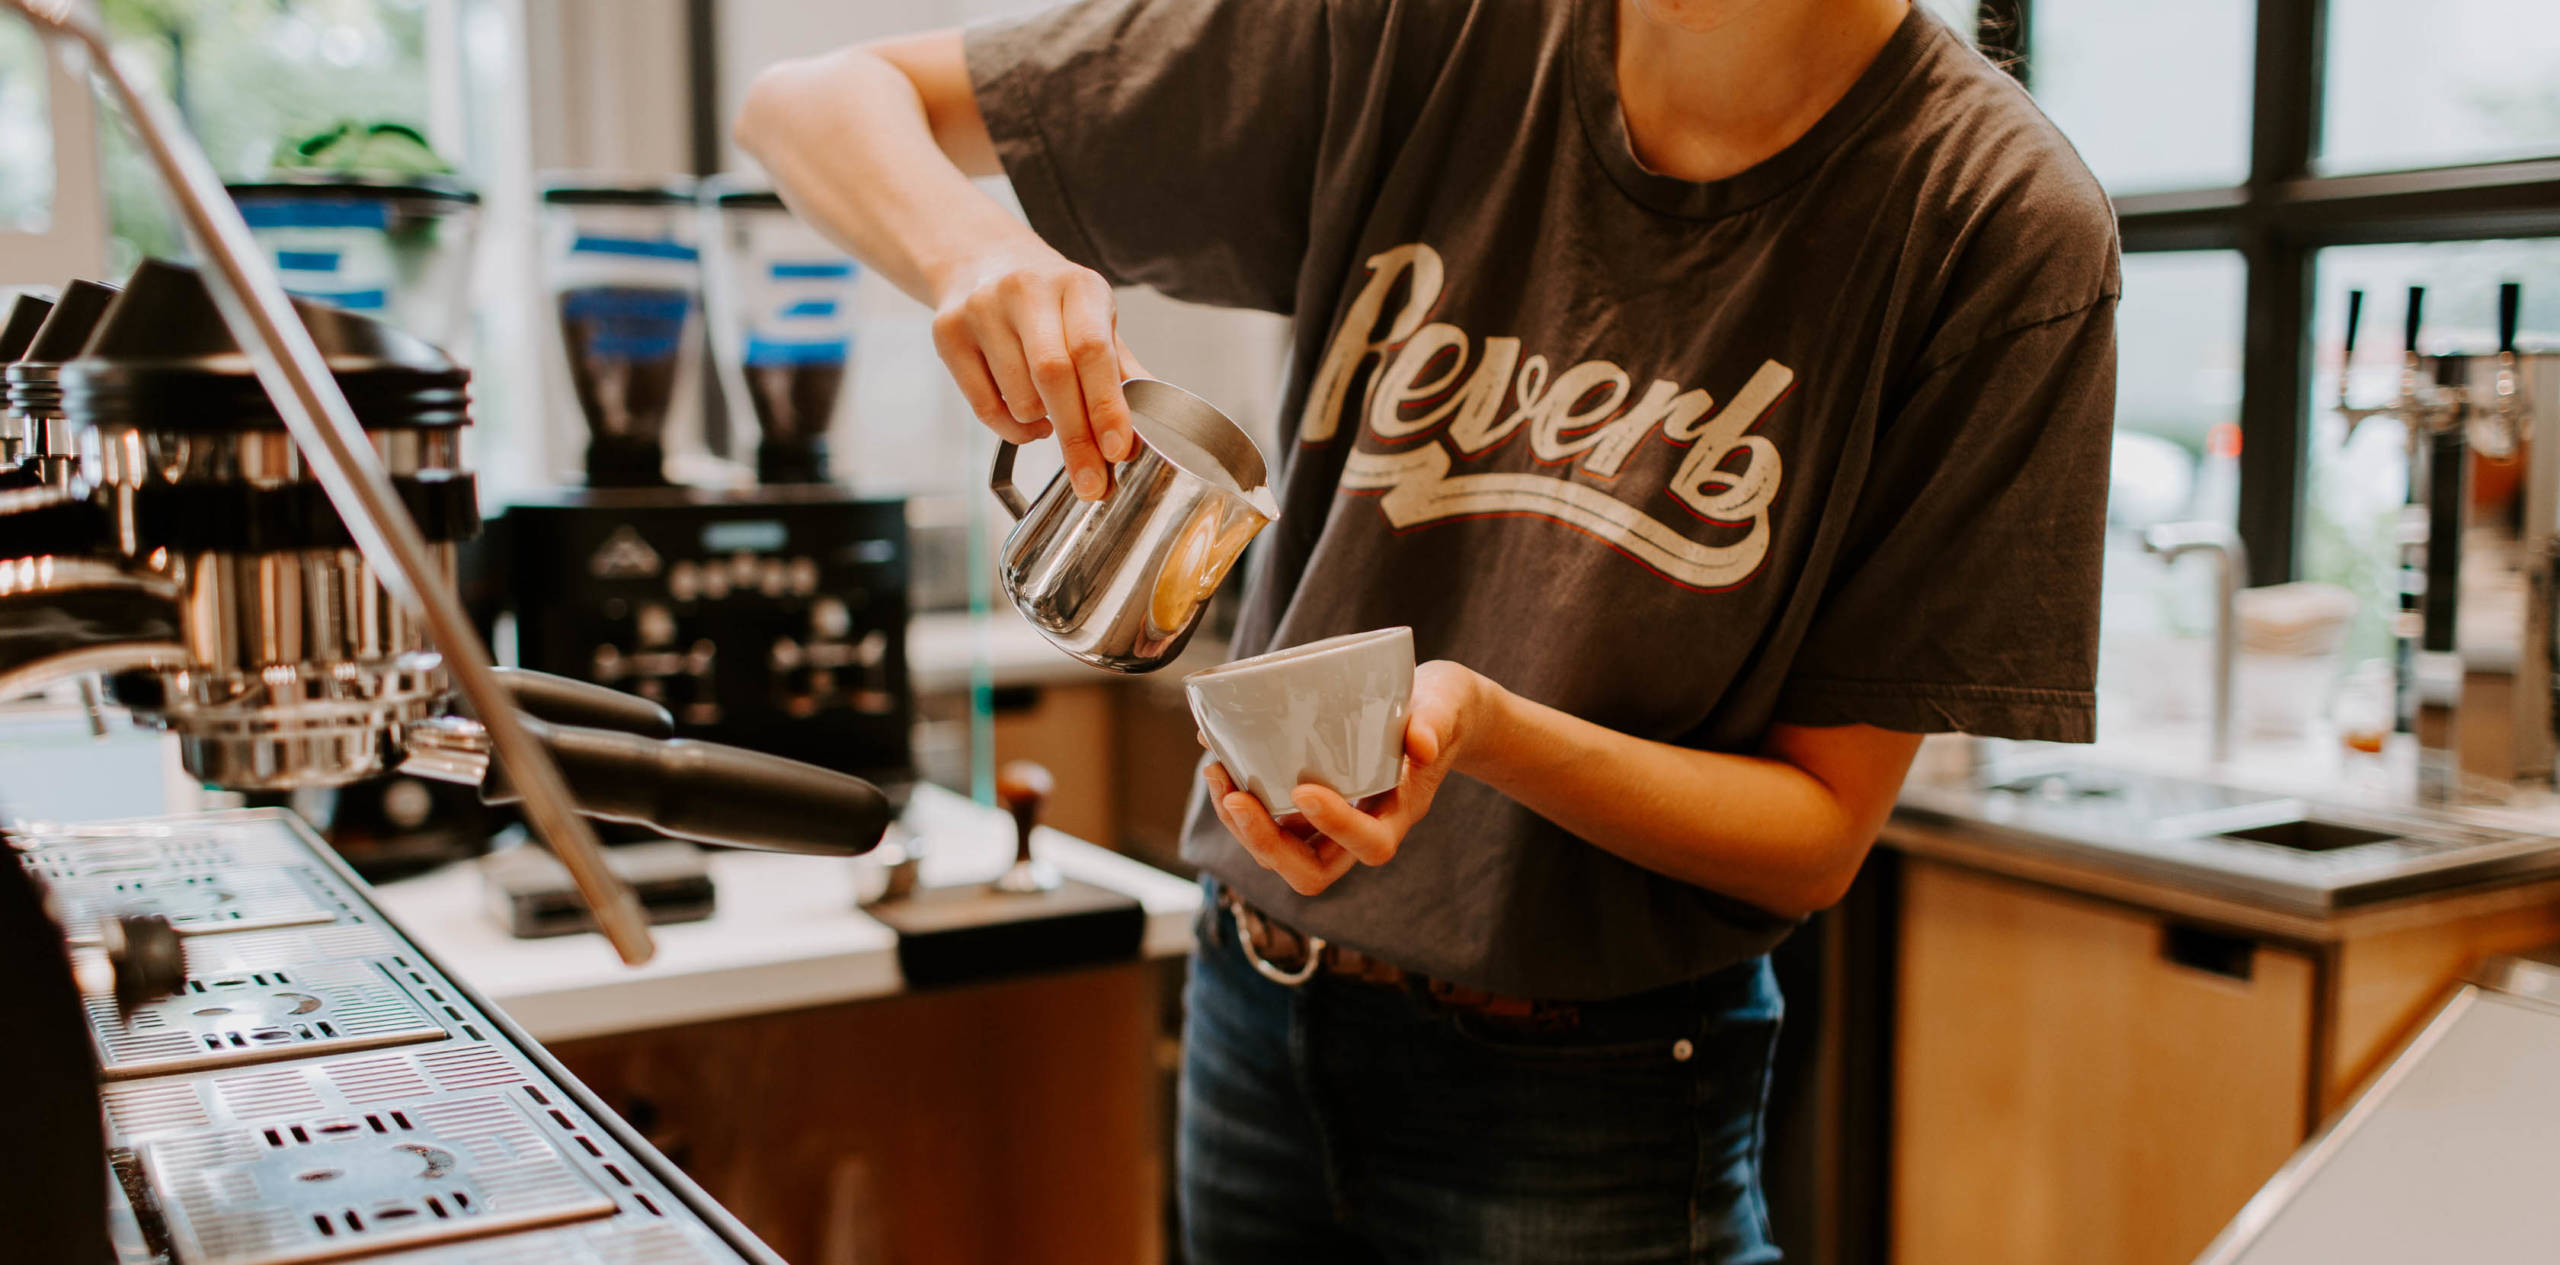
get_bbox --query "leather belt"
[1220,888,1585,1034]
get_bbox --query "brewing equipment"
[0,3,887,1253]
[704,178,862,486]
[2333,283,2558,800]
[492,177,914,793]
[3,810,791,1264]
[3,277,118,488]
[227,171,483,350]
[991,377,1276,673]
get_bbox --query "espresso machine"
[0,259,895,1261]
[0,6,890,1252]
[491,177,912,793]
[3,277,119,489]
[2335,282,2559,801]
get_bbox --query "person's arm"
[1205,662,1920,917]
[734,32,1137,498]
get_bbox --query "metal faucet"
[2334,283,2538,803]
[2143,521,2249,764]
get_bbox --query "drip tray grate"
[52,867,337,942]
[90,960,445,1079]
[145,1093,618,1265]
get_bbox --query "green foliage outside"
[96,0,434,270]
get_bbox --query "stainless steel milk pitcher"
[991,378,1277,673]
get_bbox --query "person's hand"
[928,240,1146,500]
[1202,660,1490,896]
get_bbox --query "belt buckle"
[1232,902,1326,987]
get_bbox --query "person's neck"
[1614,0,1910,183]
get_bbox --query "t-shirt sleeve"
[965,0,1355,314]
[1773,298,2119,742]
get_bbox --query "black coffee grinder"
[491,176,913,795]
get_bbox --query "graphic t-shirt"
[968,0,2121,998]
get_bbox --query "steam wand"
[5,0,656,964]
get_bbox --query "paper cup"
[1185,627,1415,818]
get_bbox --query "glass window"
[98,0,438,269]
[2099,252,2247,729]
[2322,0,2560,174]
[2306,240,2560,667]
[0,19,50,233]
[2030,0,2255,194]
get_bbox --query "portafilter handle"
[404,716,891,858]
[488,668,674,738]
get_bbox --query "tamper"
[991,760,1062,894]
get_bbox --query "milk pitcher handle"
[990,439,1030,520]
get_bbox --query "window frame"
[1984,0,2560,586]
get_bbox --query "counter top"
[369,782,1198,1043]
[1890,724,2560,932]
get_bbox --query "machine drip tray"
[143,1093,617,1265]
[89,960,446,1080]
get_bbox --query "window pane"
[2030,0,2254,193]
[2307,241,2560,668]
[2322,0,2560,174]
[2099,252,2247,728]
[98,0,438,269]
[0,20,49,233]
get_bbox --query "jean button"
[1671,1038,1695,1062]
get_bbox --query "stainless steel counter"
[1893,741,2560,911]
[22,809,779,1264]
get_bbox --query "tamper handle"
[997,761,1054,866]
[2343,288,2364,363]
[991,760,1063,894]
[2404,285,2426,356]
[2499,282,2521,355]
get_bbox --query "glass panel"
[2030,0,2254,194]
[97,0,438,269]
[0,19,50,233]
[2307,240,2560,668]
[2322,0,2560,174]
[2099,252,2247,730]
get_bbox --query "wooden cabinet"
[1884,828,2560,1265]
[1891,861,2313,1265]
[552,963,1167,1265]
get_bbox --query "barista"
[738,0,2118,1259]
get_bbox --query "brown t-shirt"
[968,0,2121,998]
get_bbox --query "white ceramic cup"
[1185,627,1415,818]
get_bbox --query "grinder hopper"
[703,180,862,485]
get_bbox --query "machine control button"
[700,564,732,600]
[591,645,624,682]
[771,637,804,671]
[786,556,819,597]
[685,640,717,675]
[811,598,851,641]
[667,561,700,602]
[636,603,677,647]
[759,557,789,597]
[729,551,760,588]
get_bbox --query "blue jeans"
[1178,886,1786,1264]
